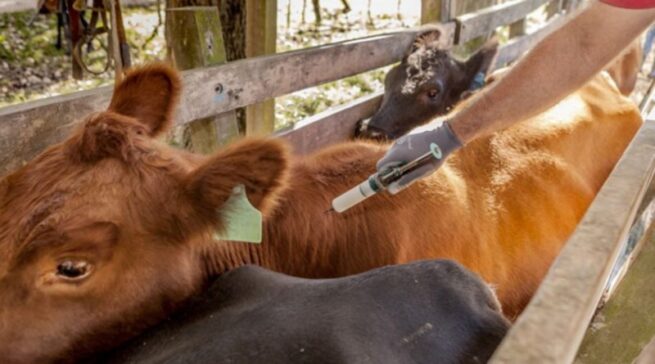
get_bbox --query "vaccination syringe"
[330,143,443,213]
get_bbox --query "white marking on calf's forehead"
[402,48,449,95]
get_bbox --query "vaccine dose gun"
[331,143,443,213]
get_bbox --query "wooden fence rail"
[456,0,550,42]
[0,0,564,175]
[0,29,438,175]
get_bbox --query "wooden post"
[438,0,496,56]
[244,0,277,136]
[166,3,240,153]
[421,0,445,24]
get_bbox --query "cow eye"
[56,260,91,280]
[427,88,440,99]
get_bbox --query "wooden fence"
[0,0,562,175]
[2,1,653,362]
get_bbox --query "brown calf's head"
[0,64,288,363]
[356,29,498,140]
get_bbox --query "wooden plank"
[0,87,113,175]
[490,121,655,364]
[244,0,277,136]
[456,0,550,43]
[494,15,564,67]
[449,0,497,57]
[0,25,455,176]
[275,92,383,154]
[166,5,239,153]
[576,223,655,364]
[421,0,446,24]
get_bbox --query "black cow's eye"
[427,88,440,98]
[56,260,91,280]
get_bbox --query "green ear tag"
[214,184,263,244]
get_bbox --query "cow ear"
[406,25,445,59]
[185,138,289,218]
[453,38,499,96]
[67,112,146,163]
[108,63,181,137]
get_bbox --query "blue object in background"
[643,24,655,77]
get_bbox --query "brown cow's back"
[261,72,642,318]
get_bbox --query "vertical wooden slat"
[451,0,497,55]
[244,0,277,136]
[166,4,239,153]
[421,0,445,24]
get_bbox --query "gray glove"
[376,121,462,194]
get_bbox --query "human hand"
[376,121,461,194]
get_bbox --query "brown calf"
[0,63,642,362]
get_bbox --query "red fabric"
[601,0,655,9]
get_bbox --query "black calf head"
[356,29,498,140]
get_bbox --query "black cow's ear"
[108,63,181,137]
[406,25,446,59]
[452,38,499,96]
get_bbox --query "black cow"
[96,260,509,364]
[355,28,498,140]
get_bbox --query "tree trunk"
[219,0,247,62]
[311,0,321,25]
[341,0,350,13]
[301,0,307,24]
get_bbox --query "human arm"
[449,1,655,142]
